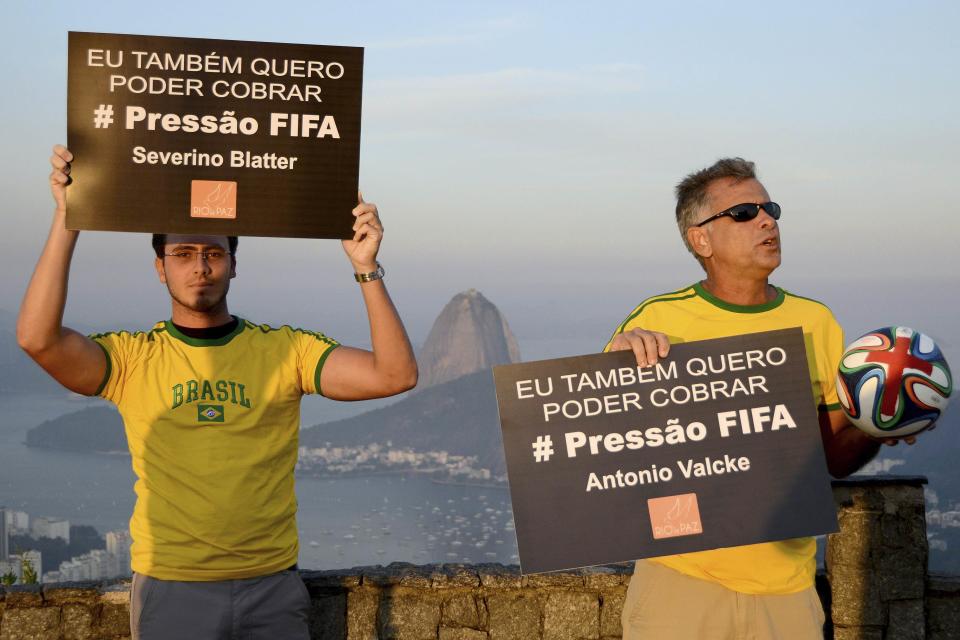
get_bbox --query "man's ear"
[687,226,713,260]
[229,256,237,279]
[155,256,167,284]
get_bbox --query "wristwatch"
[354,262,385,283]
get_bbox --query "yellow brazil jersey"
[90,318,339,581]
[604,282,844,595]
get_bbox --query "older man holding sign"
[604,158,914,639]
[492,157,922,639]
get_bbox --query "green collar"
[163,317,246,347]
[692,282,785,313]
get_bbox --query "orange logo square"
[648,493,703,540]
[190,180,237,219]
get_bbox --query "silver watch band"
[354,262,385,283]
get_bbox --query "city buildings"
[0,507,8,561]
[43,529,131,583]
[3,508,30,533]
[31,516,70,543]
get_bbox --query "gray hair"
[675,157,757,256]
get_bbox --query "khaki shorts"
[622,560,825,640]
[130,568,310,640]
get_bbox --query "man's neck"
[170,304,233,329]
[700,275,775,306]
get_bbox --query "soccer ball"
[836,326,952,438]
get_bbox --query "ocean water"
[0,393,518,570]
[3,393,955,573]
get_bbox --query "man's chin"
[170,291,228,314]
[187,300,219,313]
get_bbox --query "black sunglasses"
[695,202,781,227]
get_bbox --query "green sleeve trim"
[92,341,113,397]
[818,402,842,412]
[604,287,697,348]
[693,281,786,313]
[314,344,340,397]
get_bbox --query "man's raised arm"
[17,145,107,396]
[318,195,418,400]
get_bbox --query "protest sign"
[66,31,363,238]
[492,328,838,574]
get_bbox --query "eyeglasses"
[694,202,781,227]
[163,250,233,264]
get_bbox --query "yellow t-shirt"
[91,318,339,581]
[604,282,844,594]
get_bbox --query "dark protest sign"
[66,32,363,238]
[493,328,838,574]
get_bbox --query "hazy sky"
[2,1,957,363]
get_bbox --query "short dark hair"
[675,157,757,256]
[152,234,238,258]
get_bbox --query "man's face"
[688,177,781,278]
[154,234,235,314]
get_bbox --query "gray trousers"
[130,568,310,640]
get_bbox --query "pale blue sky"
[1,1,957,362]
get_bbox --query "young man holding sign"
[605,158,911,639]
[18,145,418,639]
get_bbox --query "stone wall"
[2,477,958,640]
[827,477,930,639]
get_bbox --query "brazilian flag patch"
[198,404,225,423]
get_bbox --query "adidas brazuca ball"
[836,326,952,438]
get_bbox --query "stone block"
[61,603,95,640]
[99,588,130,606]
[543,592,598,640]
[308,593,347,639]
[2,588,43,609]
[486,594,540,640]
[835,486,884,512]
[398,566,433,589]
[43,587,99,607]
[363,562,435,589]
[439,628,488,640]
[880,508,928,551]
[599,590,625,638]
[347,589,379,640]
[831,626,883,640]
[0,607,60,640]
[478,597,489,630]
[828,566,885,627]
[583,568,621,590]
[927,575,960,640]
[432,566,480,589]
[827,511,880,569]
[363,566,404,587]
[879,485,925,510]
[443,595,480,629]
[523,573,583,589]
[928,603,960,640]
[878,550,926,600]
[95,602,130,638]
[477,566,521,590]
[378,593,441,640]
[885,599,924,640]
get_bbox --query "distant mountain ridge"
[25,406,125,452]
[0,326,65,395]
[0,309,126,395]
[301,369,505,475]
[416,289,520,390]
